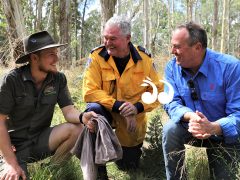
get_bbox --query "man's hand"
[119,102,137,117]
[183,111,201,122]
[1,162,26,180]
[82,111,97,132]
[125,115,137,133]
[188,111,221,139]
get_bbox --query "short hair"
[104,15,131,36]
[175,22,207,48]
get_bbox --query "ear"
[30,54,38,61]
[195,42,202,51]
[126,34,131,42]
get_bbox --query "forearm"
[61,105,81,123]
[210,122,222,136]
[0,118,18,165]
[83,90,116,110]
[164,102,193,123]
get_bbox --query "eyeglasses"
[187,80,198,101]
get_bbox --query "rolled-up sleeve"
[216,62,240,143]
[163,61,193,123]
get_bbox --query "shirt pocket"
[102,69,116,95]
[15,95,34,107]
[201,92,226,108]
[41,94,57,105]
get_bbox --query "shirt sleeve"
[163,61,193,123]
[57,73,74,108]
[216,61,240,144]
[0,74,15,115]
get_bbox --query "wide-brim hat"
[16,31,67,64]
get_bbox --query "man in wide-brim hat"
[0,31,96,179]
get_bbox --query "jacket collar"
[98,42,142,63]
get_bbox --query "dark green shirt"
[0,65,73,147]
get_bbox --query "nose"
[104,39,111,46]
[171,46,176,54]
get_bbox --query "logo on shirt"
[141,77,174,104]
[210,83,215,90]
[85,57,92,68]
[44,85,56,95]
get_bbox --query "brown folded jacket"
[71,114,123,180]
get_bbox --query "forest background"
[0,0,240,179]
[0,0,239,68]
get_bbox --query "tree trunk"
[74,0,79,63]
[52,0,57,41]
[116,0,121,15]
[220,0,228,53]
[1,0,26,62]
[100,0,117,42]
[36,0,43,31]
[59,0,71,69]
[80,0,88,59]
[143,0,149,50]
[211,0,218,50]
[168,0,172,57]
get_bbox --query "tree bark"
[36,0,43,31]
[1,0,26,62]
[211,0,218,50]
[220,0,229,53]
[143,0,149,50]
[100,0,117,41]
[59,0,71,68]
[116,0,121,15]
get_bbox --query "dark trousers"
[86,103,143,170]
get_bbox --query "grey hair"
[105,15,131,36]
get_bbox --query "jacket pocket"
[102,69,116,95]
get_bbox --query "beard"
[38,64,58,74]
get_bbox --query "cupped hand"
[119,102,137,117]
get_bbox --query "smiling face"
[33,47,59,74]
[103,25,131,58]
[171,28,201,70]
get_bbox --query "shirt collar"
[98,42,142,63]
[197,49,209,77]
[21,65,34,82]
[180,49,209,78]
[21,64,54,83]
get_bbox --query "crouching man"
[0,31,96,179]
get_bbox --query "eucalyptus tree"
[211,0,218,50]
[0,0,26,62]
[100,0,117,38]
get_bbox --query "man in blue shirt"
[162,22,240,179]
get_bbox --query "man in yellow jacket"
[82,15,163,179]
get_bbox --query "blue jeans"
[85,103,113,124]
[162,120,240,180]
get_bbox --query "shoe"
[97,165,108,180]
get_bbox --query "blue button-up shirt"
[164,48,240,144]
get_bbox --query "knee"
[162,120,185,142]
[64,123,82,140]
[86,103,106,114]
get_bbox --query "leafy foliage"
[140,108,166,179]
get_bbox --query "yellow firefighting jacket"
[83,43,163,147]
